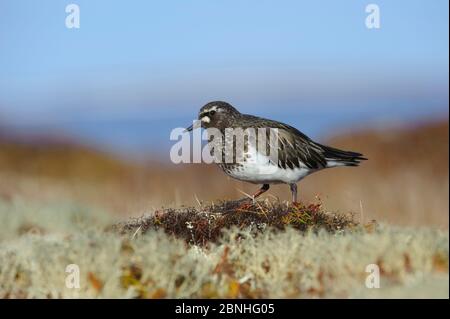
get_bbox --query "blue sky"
[0,0,448,155]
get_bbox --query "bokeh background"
[0,0,448,227]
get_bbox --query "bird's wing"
[273,126,327,169]
[238,116,328,170]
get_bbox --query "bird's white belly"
[228,163,313,184]
[223,146,316,184]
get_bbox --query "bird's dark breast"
[207,127,249,173]
[214,137,248,176]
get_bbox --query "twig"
[131,225,142,240]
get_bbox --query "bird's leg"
[251,184,270,201]
[290,183,298,203]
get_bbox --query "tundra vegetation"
[0,121,448,298]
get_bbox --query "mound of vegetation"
[111,199,361,245]
[0,198,447,298]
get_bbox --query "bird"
[185,101,367,203]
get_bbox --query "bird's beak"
[184,124,194,132]
[184,120,201,133]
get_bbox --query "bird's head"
[185,101,240,131]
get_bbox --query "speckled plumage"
[187,101,367,202]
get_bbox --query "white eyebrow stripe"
[200,106,218,117]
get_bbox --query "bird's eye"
[209,110,216,116]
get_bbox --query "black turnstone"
[186,101,367,202]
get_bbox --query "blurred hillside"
[0,119,448,228]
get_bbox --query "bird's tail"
[320,144,367,167]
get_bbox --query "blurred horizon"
[0,0,448,157]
